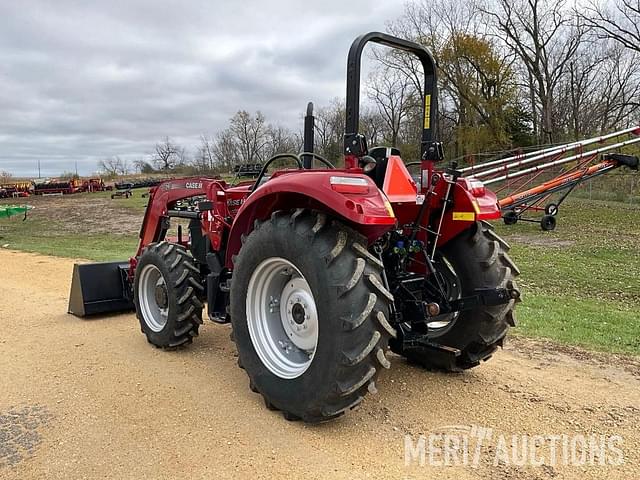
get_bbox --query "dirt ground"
[4,193,144,236]
[1,249,638,480]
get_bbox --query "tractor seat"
[366,146,401,189]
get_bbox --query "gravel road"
[1,249,638,479]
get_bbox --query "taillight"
[468,179,486,197]
[329,176,370,194]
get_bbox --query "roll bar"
[344,32,439,162]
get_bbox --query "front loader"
[69,32,520,422]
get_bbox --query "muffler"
[68,261,134,317]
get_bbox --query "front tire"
[134,241,204,348]
[230,210,395,422]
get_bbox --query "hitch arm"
[425,288,520,316]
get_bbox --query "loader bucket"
[68,261,134,317]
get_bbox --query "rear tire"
[392,222,520,371]
[134,241,204,348]
[230,210,395,422]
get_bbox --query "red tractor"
[69,32,520,422]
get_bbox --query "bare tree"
[229,111,268,164]
[556,48,602,139]
[198,135,216,170]
[313,107,334,156]
[265,125,297,158]
[360,107,386,147]
[153,137,181,171]
[313,100,345,162]
[367,67,414,147]
[0,171,13,183]
[580,0,640,54]
[379,0,524,156]
[98,156,128,176]
[212,129,240,171]
[380,0,485,107]
[556,40,640,137]
[133,159,155,174]
[479,0,587,143]
[176,145,189,167]
[596,44,640,131]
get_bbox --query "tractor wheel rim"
[139,264,169,332]
[246,257,318,379]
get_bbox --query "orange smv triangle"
[382,155,418,203]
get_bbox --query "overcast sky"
[0,0,407,177]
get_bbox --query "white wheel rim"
[138,264,169,332]
[246,257,319,379]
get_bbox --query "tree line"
[100,0,640,175]
[382,0,640,162]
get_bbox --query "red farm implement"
[0,181,32,198]
[462,127,640,230]
[78,178,108,192]
[34,179,81,195]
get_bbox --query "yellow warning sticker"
[424,95,431,129]
[453,212,475,221]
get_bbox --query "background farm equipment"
[69,32,520,423]
[0,205,32,220]
[33,179,80,195]
[111,189,132,199]
[114,181,134,190]
[78,178,108,192]
[115,178,167,190]
[462,127,640,230]
[0,181,33,198]
[2,178,112,197]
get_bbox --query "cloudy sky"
[0,0,407,177]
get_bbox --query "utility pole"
[38,160,41,178]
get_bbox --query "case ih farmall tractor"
[69,32,520,422]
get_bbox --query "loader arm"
[135,177,221,257]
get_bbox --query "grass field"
[493,200,639,354]
[1,189,638,355]
[0,191,142,261]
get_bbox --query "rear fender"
[224,171,396,267]
[437,178,501,246]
